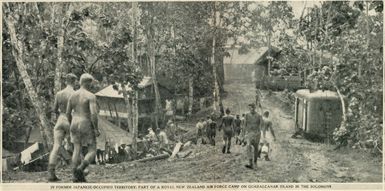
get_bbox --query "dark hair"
[242,114,245,117]
[225,108,230,114]
[264,111,269,117]
[65,73,77,84]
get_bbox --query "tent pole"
[113,104,121,128]
[107,102,114,122]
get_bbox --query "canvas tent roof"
[97,117,133,149]
[15,128,42,144]
[16,117,133,149]
[95,76,152,99]
[2,148,16,158]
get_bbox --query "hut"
[294,89,344,141]
[95,76,173,135]
[223,46,281,83]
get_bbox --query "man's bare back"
[54,87,75,131]
[67,73,99,182]
[67,88,99,146]
[48,73,77,182]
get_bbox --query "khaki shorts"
[70,116,96,146]
[54,114,70,142]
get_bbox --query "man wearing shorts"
[66,73,100,182]
[234,115,242,145]
[47,73,77,182]
[219,108,234,154]
[261,111,276,161]
[244,103,262,169]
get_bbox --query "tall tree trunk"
[5,11,51,151]
[131,1,138,159]
[188,77,193,115]
[267,2,272,77]
[362,2,370,78]
[148,4,161,129]
[334,84,347,124]
[211,2,220,111]
[121,86,132,133]
[54,3,72,94]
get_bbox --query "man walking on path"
[47,73,77,182]
[261,111,276,161]
[239,114,246,145]
[244,103,263,169]
[234,115,242,145]
[206,116,216,146]
[219,108,234,154]
[66,73,100,182]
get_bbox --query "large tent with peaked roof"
[97,117,133,149]
[95,76,173,135]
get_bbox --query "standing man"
[47,73,77,182]
[219,108,235,154]
[239,114,246,145]
[206,116,216,146]
[261,111,276,161]
[244,103,263,169]
[66,73,100,182]
[195,119,204,145]
[234,115,242,145]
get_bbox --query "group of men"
[48,73,99,182]
[196,102,276,169]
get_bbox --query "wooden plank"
[168,142,183,160]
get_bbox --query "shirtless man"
[66,73,100,182]
[47,73,77,182]
[244,103,263,169]
[219,108,234,154]
[261,111,276,161]
[234,115,242,145]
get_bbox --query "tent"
[2,148,16,171]
[97,117,133,150]
[14,117,132,151]
[15,127,42,144]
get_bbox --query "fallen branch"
[137,153,170,163]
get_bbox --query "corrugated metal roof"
[95,76,152,99]
[224,47,268,65]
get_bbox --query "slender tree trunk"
[362,2,370,78]
[5,12,51,151]
[148,4,161,129]
[131,1,138,159]
[211,2,220,111]
[334,84,347,124]
[121,85,132,131]
[132,92,139,158]
[188,77,193,115]
[54,3,72,94]
[267,2,272,77]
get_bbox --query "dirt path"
[2,82,382,183]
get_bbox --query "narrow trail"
[2,81,382,183]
